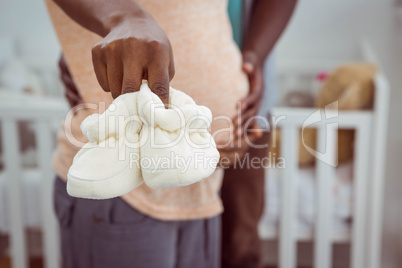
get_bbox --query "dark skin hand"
[234,0,298,138]
[53,0,174,107]
[219,0,297,164]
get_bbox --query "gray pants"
[54,177,220,268]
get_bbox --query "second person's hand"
[233,51,264,139]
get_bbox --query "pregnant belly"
[170,44,249,144]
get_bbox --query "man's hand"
[233,51,264,139]
[92,15,174,105]
[53,0,174,107]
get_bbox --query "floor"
[0,257,42,268]
[0,256,305,268]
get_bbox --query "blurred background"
[0,0,401,267]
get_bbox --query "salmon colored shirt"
[46,0,249,220]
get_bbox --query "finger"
[218,145,236,153]
[232,95,262,131]
[231,108,250,134]
[234,107,259,139]
[244,127,263,149]
[92,45,110,92]
[241,70,263,110]
[167,47,175,81]
[243,51,258,66]
[233,102,260,129]
[240,107,258,128]
[236,120,263,141]
[246,121,263,139]
[121,59,143,94]
[106,54,123,99]
[148,64,170,108]
[242,62,254,74]
[241,90,262,111]
[231,114,241,130]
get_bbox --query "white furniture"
[0,91,68,268]
[259,42,389,268]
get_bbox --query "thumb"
[242,62,254,74]
[242,51,258,74]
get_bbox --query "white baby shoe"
[138,83,220,189]
[67,92,144,199]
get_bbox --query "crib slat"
[35,120,60,268]
[350,122,371,268]
[1,120,28,268]
[367,75,389,268]
[279,126,298,268]
[314,126,337,268]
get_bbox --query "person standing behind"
[222,1,297,267]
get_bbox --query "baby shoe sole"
[67,170,142,199]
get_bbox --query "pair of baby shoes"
[67,83,219,199]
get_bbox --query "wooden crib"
[0,92,68,268]
[259,42,389,268]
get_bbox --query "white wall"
[0,0,60,60]
[0,0,397,65]
[276,0,397,61]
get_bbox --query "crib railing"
[0,91,68,268]
[268,67,389,268]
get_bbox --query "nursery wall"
[0,0,60,60]
[276,0,396,62]
[0,0,397,63]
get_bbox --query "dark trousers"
[54,177,220,268]
[221,132,269,268]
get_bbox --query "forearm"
[53,0,148,37]
[242,0,297,65]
